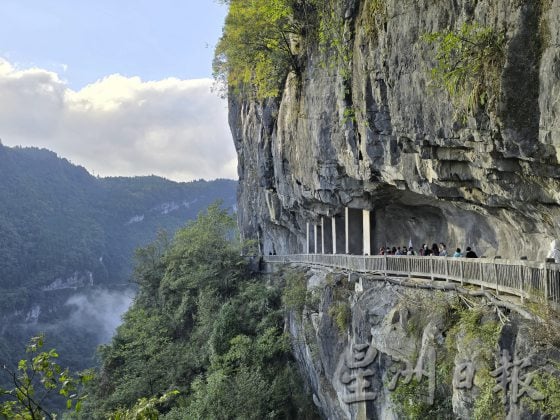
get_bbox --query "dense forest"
[0,144,237,409]
[81,204,317,418]
[0,144,236,302]
[1,205,319,418]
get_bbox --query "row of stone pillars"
[305,208,374,255]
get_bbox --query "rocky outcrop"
[284,266,560,419]
[41,271,94,291]
[231,0,560,260]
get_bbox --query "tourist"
[453,248,462,257]
[439,243,448,256]
[465,246,478,258]
[547,239,560,263]
[423,244,432,256]
[431,243,440,256]
[379,247,385,255]
[407,247,415,255]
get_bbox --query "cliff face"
[280,266,560,419]
[230,0,560,259]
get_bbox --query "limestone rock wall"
[231,0,560,260]
[285,266,560,419]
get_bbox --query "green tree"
[84,204,318,418]
[214,0,303,98]
[107,391,179,420]
[0,335,91,419]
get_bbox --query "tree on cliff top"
[213,0,303,98]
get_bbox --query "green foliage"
[0,144,236,412]
[363,0,387,39]
[108,391,179,420]
[524,371,560,416]
[0,145,237,296]
[389,378,431,418]
[403,291,458,339]
[214,0,302,98]
[342,106,356,124]
[443,303,503,418]
[389,376,453,419]
[526,293,560,347]
[328,302,351,333]
[423,23,506,118]
[84,206,318,419]
[310,0,352,70]
[326,275,353,334]
[281,270,309,315]
[538,0,553,54]
[391,295,502,418]
[389,296,456,418]
[446,305,501,362]
[0,335,91,419]
[472,368,503,420]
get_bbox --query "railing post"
[445,258,449,283]
[494,263,499,296]
[460,260,464,285]
[519,265,524,303]
[407,257,411,279]
[545,267,549,302]
[384,255,388,278]
[479,261,484,291]
[430,258,434,281]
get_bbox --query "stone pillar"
[363,210,372,255]
[334,214,345,254]
[347,208,364,255]
[321,217,333,254]
[314,224,318,254]
[305,222,311,254]
[331,217,336,254]
[323,217,333,254]
[345,207,350,254]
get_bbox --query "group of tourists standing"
[379,243,478,258]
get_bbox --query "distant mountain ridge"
[0,144,237,313]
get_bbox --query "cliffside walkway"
[264,254,560,306]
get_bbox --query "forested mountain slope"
[0,144,236,391]
[81,205,318,419]
[0,144,236,304]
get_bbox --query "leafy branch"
[0,335,92,419]
[423,23,506,119]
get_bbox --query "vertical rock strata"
[230,0,560,259]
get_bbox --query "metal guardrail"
[263,254,560,305]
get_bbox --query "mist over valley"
[0,143,236,394]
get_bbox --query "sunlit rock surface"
[231,0,560,260]
[230,0,560,417]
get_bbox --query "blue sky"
[0,1,236,181]
[0,1,227,88]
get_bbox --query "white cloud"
[65,288,134,343]
[0,58,237,181]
